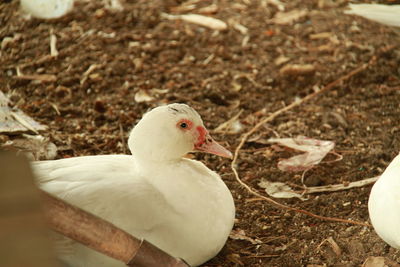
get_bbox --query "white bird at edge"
[345,4,400,27]
[33,103,235,267]
[20,0,74,19]
[369,153,400,249]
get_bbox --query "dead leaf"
[362,256,387,267]
[269,9,308,25]
[0,91,47,134]
[268,136,335,172]
[258,179,307,200]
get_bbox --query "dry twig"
[230,46,395,227]
[302,176,379,195]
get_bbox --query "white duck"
[345,4,400,27]
[21,0,74,19]
[368,153,400,249]
[33,103,235,267]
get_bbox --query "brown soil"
[2,0,400,266]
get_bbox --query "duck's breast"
[143,159,235,266]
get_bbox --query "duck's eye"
[177,119,192,130]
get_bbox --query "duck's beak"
[194,129,232,159]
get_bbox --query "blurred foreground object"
[20,0,74,19]
[42,188,189,267]
[345,4,400,27]
[0,152,188,267]
[0,151,59,267]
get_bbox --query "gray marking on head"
[168,106,180,114]
[168,104,190,115]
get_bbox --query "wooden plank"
[0,151,59,267]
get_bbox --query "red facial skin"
[176,119,207,148]
[195,126,207,148]
[177,118,232,158]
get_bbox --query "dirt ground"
[2,0,400,266]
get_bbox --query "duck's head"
[128,103,232,162]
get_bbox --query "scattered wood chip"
[231,3,247,11]
[309,32,334,40]
[242,35,250,47]
[81,64,101,85]
[326,237,342,256]
[232,23,248,35]
[134,90,154,103]
[269,9,308,25]
[279,63,315,77]
[170,5,196,13]
[0,91,47,134]
[198,4,218,14]
[49,29,58,57]
[203,54,214,65]
[227,253,244,266]
[265,0,285,11]
[161,13,227,31]
[274,55,290,66]
[170,0,200,13]
[103,0,124,11]
[14,73,57,83]
[229,229,262,244]
[1,34,21,50]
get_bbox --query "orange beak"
[194,127,232,159]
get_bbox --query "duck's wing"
[33,155,173,264]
